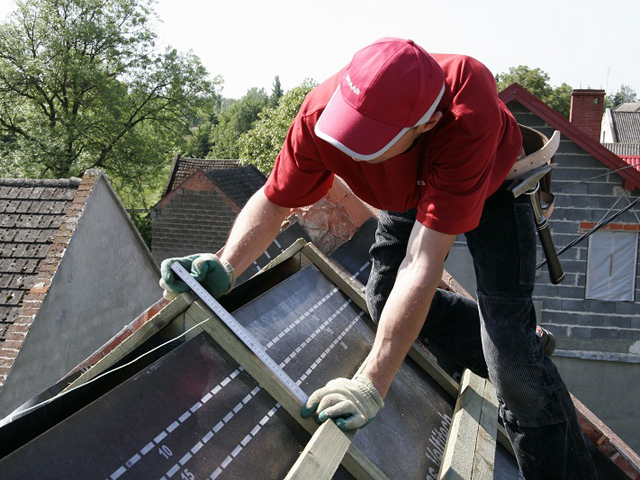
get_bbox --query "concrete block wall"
[508,101,640,355]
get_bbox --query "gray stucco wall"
[0,175,162,418]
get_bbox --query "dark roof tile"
[163,158,241,194]
[611,111,640,143]
[0,178,80,342]
[205,166,266,208]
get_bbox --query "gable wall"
[508,101,640,356]
[151,172,240,264]
[444,101,640,451]
[0,174,161,418]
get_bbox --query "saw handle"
[536,221,565,284]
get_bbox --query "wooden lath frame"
[297,243,501,479]
[55,240,502,479]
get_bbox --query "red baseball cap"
[315,38,445,161]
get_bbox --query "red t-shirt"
[264,54,522,235]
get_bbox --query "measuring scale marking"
[171,262,309,405]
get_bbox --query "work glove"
[159,253,235,300]
[300,375,384,431]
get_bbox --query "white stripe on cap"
[315,83,445,162]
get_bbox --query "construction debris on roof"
[1,218,637,479]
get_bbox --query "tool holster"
[508,125,560,218]
[506,125,564,284]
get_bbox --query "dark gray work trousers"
[365,185,597,479]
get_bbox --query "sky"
[1,0,638,100]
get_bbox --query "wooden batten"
[438,370,499,480]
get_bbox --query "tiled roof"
[614,102,640,112]
[163,157,241,195]
[603,143,640,156]
[205,166,266,208]
[611,111,640,143]
[0,178,80,343]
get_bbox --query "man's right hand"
[159,253,235,300]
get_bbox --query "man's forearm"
[218,187,291,278]
[363,223,455,398]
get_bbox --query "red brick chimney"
[570,89,606,142]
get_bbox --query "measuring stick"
[171,263,309,405]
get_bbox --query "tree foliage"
[269,75,283,108]
[239,79,316,174]
[0,0,219,206]
[207,87,268,159]
[610,84,637,108]
[495,65,572,118]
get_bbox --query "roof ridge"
[0,178,82,188]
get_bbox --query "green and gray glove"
[300,374,384,431]
[159,253,235,300]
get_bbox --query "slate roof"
[205,166,266,208]
[162,157,241,195]
[0,178,80,343]
[610,111,640,143]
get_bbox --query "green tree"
[495,66,572,118]
[239,79,316,174]
[545,83,573,119]
[269,75,283,108]
[208,87,268,159]
[610,84,637,108]
[0,0,219,206]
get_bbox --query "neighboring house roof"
[610,111,640,143]
[204,166,266,208]
[162,157,241,195]
[0,178,81,344]
[499,83,640,190]
[603,143,640,156]
[615,102,640,112]
[0,170,162,419]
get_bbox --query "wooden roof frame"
[15,237,640,479]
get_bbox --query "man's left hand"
[300,375,384,431]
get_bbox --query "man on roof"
[160,38,596,478]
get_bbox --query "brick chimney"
[570,89,606,142]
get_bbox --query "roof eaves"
[499,83,640,190]
[161,154,181,197]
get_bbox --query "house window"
[586,231,638,301]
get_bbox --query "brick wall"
[509,101,640,354]
[151,173,240,263]
[570,89,606,142]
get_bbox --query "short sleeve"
[264,117,334,208]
